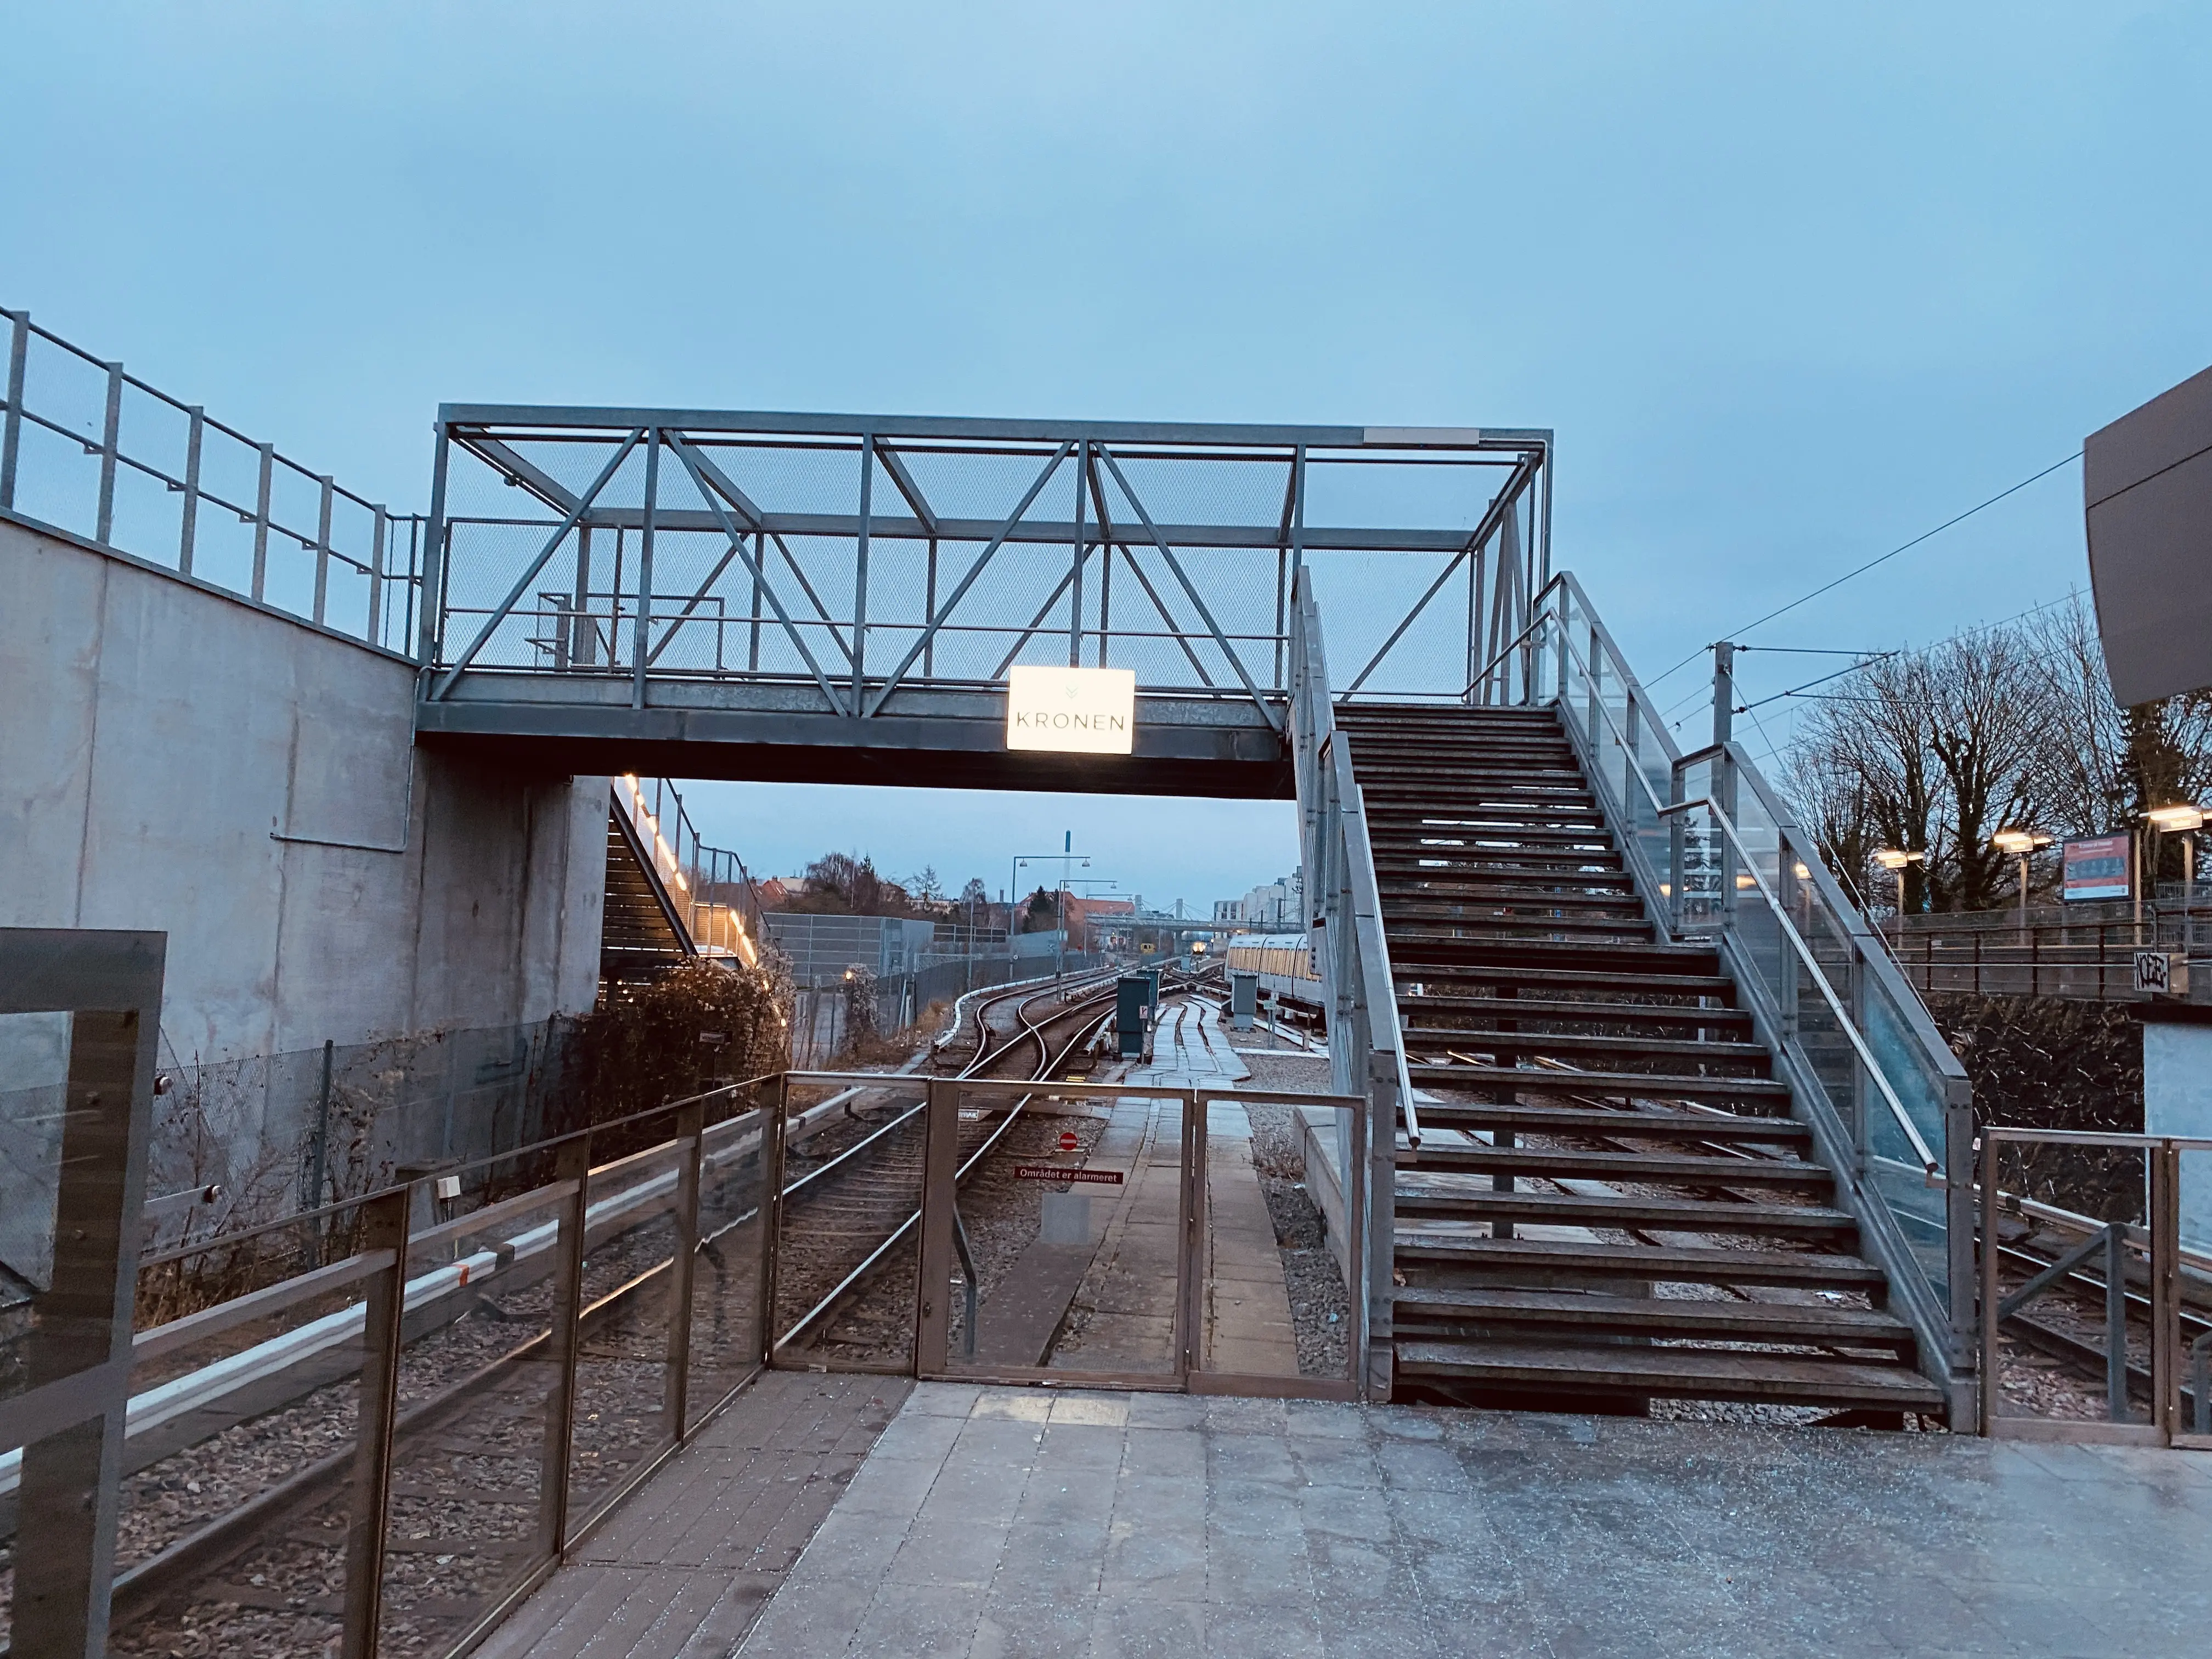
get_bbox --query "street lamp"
[1991,828,2055,940]
[1011,841,1091,978]
[2143,804,2207,934]
[1872,848,1925,924]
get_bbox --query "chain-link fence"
[424,415,1552,711]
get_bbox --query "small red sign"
[1014,1164,1125,1186]
[1057,1130,1080,1152]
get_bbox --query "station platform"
[483,1372,2212,1658]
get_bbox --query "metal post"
[924,534,939,678]
[0,307,26,508]
[313,475,335,625]
[1712,641,1735,750]
[10,1004,154,1659]
[340,1186,410,1659]
[367,505,387,645]
[417,428,450,668]
[251,441,274,601]
[1978,1131,2000,1436]
[748,531,764,674]
[760,1073,788,1363]
[633,429,659,710]
[853,432,873,713]
[913,1075,962,1375]
[94,362,121,544]
[1069,438,1086,667]
[1100,530,1115,669]
[537,1136,590,1555]
[178,406,203,575]
[2151,1142,2181,1440]
[664,1101,704,1441]
[2090,1221,2132,1421]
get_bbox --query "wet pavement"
[735,1383,2212,1658]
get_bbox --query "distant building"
[1213,871,1304,930]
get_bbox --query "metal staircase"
[600,788,696,986]
[1341,703,1943,1414]
[1292,572,1976,1420]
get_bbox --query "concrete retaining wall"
[0,513,608,1279]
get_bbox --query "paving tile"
[1084,1596,1206,1658]
[888,1517,1011,1589]
[845,1582,988,1657]
[1119,1425,1206,1479]
[970,1594,1099,1658]
[1099,1518,1206,1599]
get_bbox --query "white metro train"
[1222,931,1327,1013]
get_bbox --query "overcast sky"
[5,5,2209,911]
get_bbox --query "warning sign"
[1013,1165,1125,1186]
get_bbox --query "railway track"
[769,967,1136,1362]
[67,967,1148,1656]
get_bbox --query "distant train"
[1222,932,1326,1013]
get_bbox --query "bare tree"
[1921,630,2046,911]
[2024,595,2212,887]
[1786,594,2212,914]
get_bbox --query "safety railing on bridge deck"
[612,772,769,968]
[1288,568,1411,1401]
[415,409,1553,720]
[0,305,425,654]
[1448,569,1981,1416]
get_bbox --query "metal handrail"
[1658,796,1940,1174]
[1457,607,1554,703]
[1538,603,1954,1177]
[1289,574,1419,1147]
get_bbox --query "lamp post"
[1873,848,1925,936]
[2144,804,2207,956]
[1991,828,2055,943]
[1011,839,1090,979]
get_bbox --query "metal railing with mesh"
[418,410,1553,718]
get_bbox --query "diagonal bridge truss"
[415,409,1551,794]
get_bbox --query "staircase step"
[1403,1030,1769,1068]
[1397,965,1735,998]
[1391,1340,1944,1409]
[1390,1232,1885,1291]
[1396,994,1751,1030]
[1392,1286,1912,1350]
[1367,816,1613,841]
[1387,917,1657,943]
[1396,1185,1854,1239]
[1379,888,1645,913]
[1412,1100,1809,1143]
[1402,1144,1829,1189]
[1389,936,1717,972]
[1374,860,1632,885]
[1409,1063,1791,1104]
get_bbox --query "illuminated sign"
[2062,833,2132,902]
[1005,665,1136,755]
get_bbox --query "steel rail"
[770,971,1133,1353]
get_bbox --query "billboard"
[2062,833,2132,902]
[2085,362,2212,705]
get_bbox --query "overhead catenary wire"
[1643,450,2085,695]
[1665,586,2088,735]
